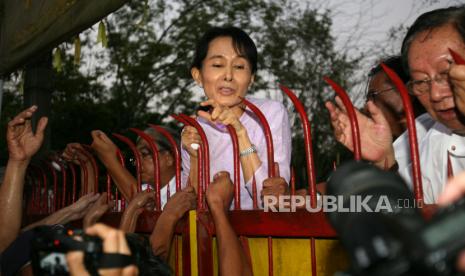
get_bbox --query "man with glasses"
[326,5,465,203]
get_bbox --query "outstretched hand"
[7,106,48,162]
[206,171,234,212]
[325,96,394,167]
[90,130,118,164]
[197,99,244,133]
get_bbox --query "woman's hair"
[401,5,465,73]
[191,26,258,74]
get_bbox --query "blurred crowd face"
[136,139,172,185]
[366,71,406,138]
[408,23,465,134]
[192,36,254,113]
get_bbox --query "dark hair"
[401,5,465,73]
[136,127,180,153]
[125,233,171,276]
[191,26,258,74]
[369,56,409,84]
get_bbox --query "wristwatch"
[240,144,257,157]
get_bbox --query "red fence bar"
[179,114,210,195]
[279,85,317,204]
[226,125,241,210]
[149,124,182,192]
[450,48,465,64]
[79,145,99,193]
[310,238,317,276]
[241,98,275,178]
[69,163,77,203]
[130,127,162,210]
[112,133,142,193]
[75,157,89,195]
[33,165,47,213]
[381,64,423,203]
[116,149,126,211]
[171,114,205,209]
[290,167,296,196]
[268,236,273,276]
[252,175,258,209]
[324,77,362,161]
[51,158,67,208]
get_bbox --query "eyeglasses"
[129,149,167,166]
[407,60,452,96]
[407,72,451,96]
[365,87,396,103]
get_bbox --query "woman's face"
[191,36,254,108]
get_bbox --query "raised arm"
[150,186,196,261]
[0,106,47,252]
[206,171,252,276]
[90,130,138,200]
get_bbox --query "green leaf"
[53,48,63,72]
[97,21,108,47]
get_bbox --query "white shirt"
[141,177,177,209]
[395,114,465,203]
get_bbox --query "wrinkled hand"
[91,130,118,164]
[67,223,138,276]
[7,105,48,162]
[163,186,197,221]
[62,143,90,165]
[450,63,465,116]
[127,191,155,211]
[66,193,101,222]
[197,99,244,133]
[206,171,234,212]
[83,193,111,229]
[437,171,465,272]
[325,96,393,166]
[181,126,201,158]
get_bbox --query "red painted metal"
[79,145,100,193]
[311,238,317,276]
[106,173,112,203]
[324,77,362,160]
[241,98,275,177]
[51,158,67,208]
[450,48,465,64]
[175,236,179,276]
[179,114,210,194]
[226,125,241,210]
[381,64,423,203]
[197,211,214,276]
[149,124,182,193]
[171,114,204,209]
[112,133,142,193]
[75,157,89,195]
[447,152,453,178]
[69,163,77,203]
[130,127,162,210]
[268,236,273,276]
[279,85,318,204]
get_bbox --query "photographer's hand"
[67,223,138,276]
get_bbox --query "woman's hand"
[197,99,245,133]
[7,105,48,163]
[181,126,201,158]
[90,130,118,164]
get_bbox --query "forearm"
[0,159,29,251]
[22,207,71,232]
[102,158,137,200]
[210,207,252,276]
[119,207,140,233]
[237,129,262,183]
[150,213,178,261]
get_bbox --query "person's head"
[136,127,179,185]
[191,26,257,110]
[401,5,465,134]
[366,56,409,138]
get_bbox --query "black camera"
[326,161,465,276]
[31,225,103,276]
